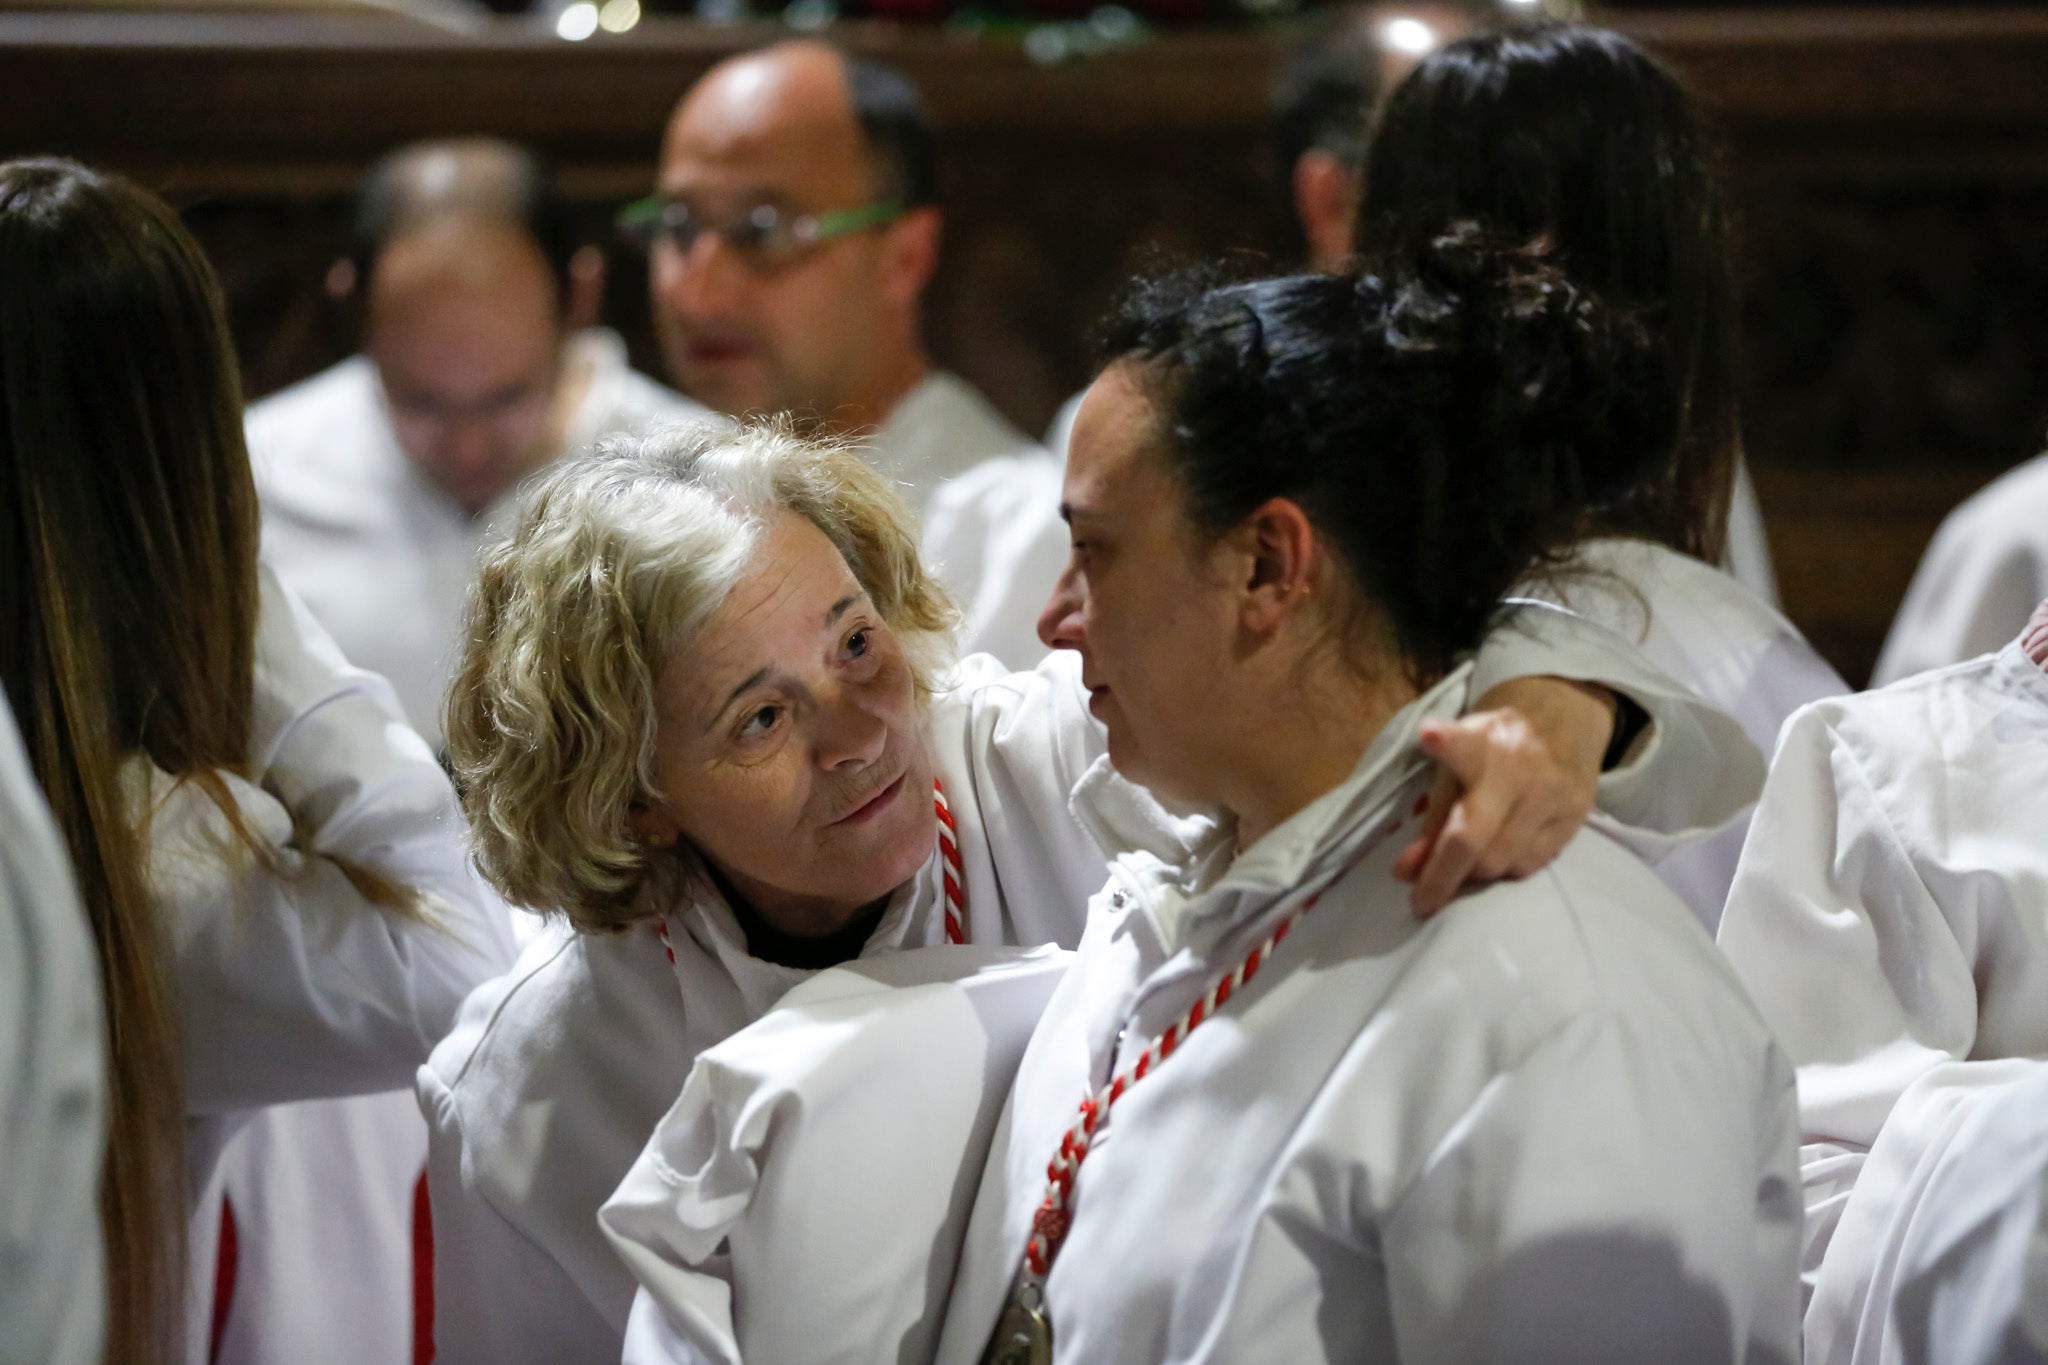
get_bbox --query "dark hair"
[1102,225,1666,684]
[1270,11,1382,224]
[0,156,262,1362]
[845,54,938,208]
[350,137,579,302]
[1356,23,1738,564]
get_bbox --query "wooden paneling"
[7,7,2048,682]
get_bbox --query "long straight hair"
[0,157,261,1361]
[1357,24,1740,564]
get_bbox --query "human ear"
[882,207,942,309]
[1236,497,1319,633]
[627,797,683,850]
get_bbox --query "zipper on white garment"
[980,765,1433,1365]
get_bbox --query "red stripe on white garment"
[413,1171,435,1364]
[653,778,967,960]
[209,1197,239,1365]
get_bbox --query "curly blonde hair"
[445,417,957,933]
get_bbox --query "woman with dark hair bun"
[943,232,1801,1364]
[1356,23,1847,929]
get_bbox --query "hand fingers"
[1410,776,1511,917]
[1392,766,1459,883]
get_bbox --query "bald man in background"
[256,138,702,743]
[201,140,698,1365]
[636,40,1067,666]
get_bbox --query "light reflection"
[555,1,600,40]
[1380,16,1438,57]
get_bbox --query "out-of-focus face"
[649,43,926,424]
[1036,363,1244,808]
[636,510,937,935]
[365,219,566,515]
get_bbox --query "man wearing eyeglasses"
[222,139,697,1365]
[632,39,1068,667]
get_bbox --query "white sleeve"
[1885,1065,2048,1365]
[1473,600,1766,855]
[0,702,106,1365]
[1381,1012,1804,1365]
[1873,509,2047,686]
[621,1288,723,1365]
[1716,702,1977,1151]
[418,1059,622,1365]
[919,454,1068,673]
[159,567,513,1112]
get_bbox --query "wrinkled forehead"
[659,50,875,205]
[665,508,863,696]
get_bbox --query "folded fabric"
[601,944,1071,1365]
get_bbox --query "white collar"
[661,839,948,1020]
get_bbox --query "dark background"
[6,4,2048,683]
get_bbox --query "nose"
[815,677,890,773]
[1037,561,1086,652]
[441,419,499,476]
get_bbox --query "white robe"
[1887,1063,2048,1365]
[1530,537,1847,930]
[938,665,1802,1365]
[172,568,514,1365]
[0,697,106,1365]
[1873,452,2048,687]
[252,328,701,748]
[417,609,1763,1365]
[601,946,1072,1365]
[1716,639,2048,1362]
[233,329,691,1365]
[876,371,1070,671]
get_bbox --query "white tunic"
[236,329,690,1364]
[1716,639,2048,1360]
[1530,537,1847,929]
[601,946,1072,1365]
[251,328,700,747]
[171,567,514,1364]
[938,666,1802,1365]
[418,610,1763,1364]
[0,697,106,1365]
[879,372,1069,670]
[1886,1062,2048,1365]
[1873,452,2048,686]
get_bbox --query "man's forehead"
[660,45,869,197]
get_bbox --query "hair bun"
[1379,219,1671,507]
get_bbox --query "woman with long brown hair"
[0,157,512,1362]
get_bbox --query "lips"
[830,772,906,828]
[684,335,756,367]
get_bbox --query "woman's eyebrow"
[704,666,773,735]
[824,591,863,626]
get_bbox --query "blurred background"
[4,0,2045,684]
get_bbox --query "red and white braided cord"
[934,777,966,946]
[655,777,966,961]
[1019,785,1430,1282]
[1020,898,1312,1278]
